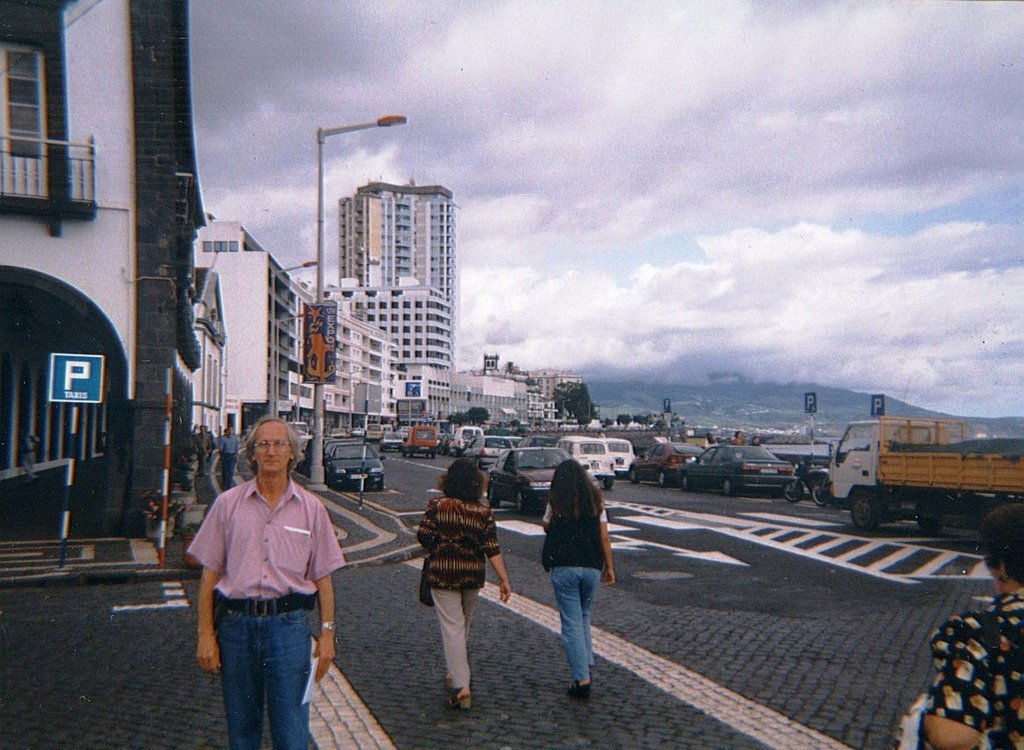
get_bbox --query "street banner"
[302,303,337,384]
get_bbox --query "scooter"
[784,460,831,506]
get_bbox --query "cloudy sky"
[189,1,1024,418]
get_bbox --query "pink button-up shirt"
[187,479,345,599]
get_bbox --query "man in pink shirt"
[188,417,345,750]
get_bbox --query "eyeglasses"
[254,439,290,451]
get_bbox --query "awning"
[500,407,517,416]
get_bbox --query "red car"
[628,441,704,487]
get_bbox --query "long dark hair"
[548,459,603,520]
[980,504,1024,584]
[439,457,486,502]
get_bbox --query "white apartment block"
[332,295,397,428]
[191,267,226,431]
[194,220,311,432]
[449,371,529,425]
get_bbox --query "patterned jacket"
[417,496,501,590]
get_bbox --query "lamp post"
[309,114,407,488]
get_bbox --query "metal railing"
[0,135,95,203]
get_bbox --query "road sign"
[871,394,886,416]
[48,353,104,403]
[804,392,817,414]
[663,398,672,413]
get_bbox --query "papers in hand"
[302,655,318,704]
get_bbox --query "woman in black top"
[542,459,615,699]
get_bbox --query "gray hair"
[244,417,304,473]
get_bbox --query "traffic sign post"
[48,354,105,567]
[804,392,818,458]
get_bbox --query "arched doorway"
[0,267,130,539]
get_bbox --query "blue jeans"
[216,609,312,750]
[550,566,600,683]
[220,453,237,490]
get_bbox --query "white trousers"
[431,587,479,691]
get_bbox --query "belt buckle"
[252,599,274,616]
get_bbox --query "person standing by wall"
[20,432,40,482]
[188,416,345,750]
[542,459,615,699]
[417,458,512,709]
[192,426,209,476]
[216,424,239,490]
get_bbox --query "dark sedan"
[679,445,794,496]
[487,447,570,514]
[325,442,385,491]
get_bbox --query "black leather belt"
[218,592,316,617]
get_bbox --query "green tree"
[447,412,468,425]
[466,406,490,425]
[616,414,632,425]
[554,382,595,424]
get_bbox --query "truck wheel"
[850,490,880,530]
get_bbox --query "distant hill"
[585,376,1024,438]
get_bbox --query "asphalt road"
[0,452,993,749]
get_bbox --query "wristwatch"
[321,621,335,633]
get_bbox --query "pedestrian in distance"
[216,424,239,491]
[188,416,345,750]
[731,430,745,445]
[541,459,615,700]
[201,424,215,475]
[417,458,512,710]
[20,432,39,482]
[192,426,209,476]
[896,503,1024,749]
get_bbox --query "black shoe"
[567,680,591,700]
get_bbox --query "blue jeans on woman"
[550,566,600,683]
[216,609,312,750]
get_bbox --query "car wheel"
[628,467,639,484]
[722,478,736,496]
[602,476,614,491]
[657,470,667,487]
[679,474,689,492]
[515,488,527,512]
[429,451,436,459]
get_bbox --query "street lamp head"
[377,115,407,128]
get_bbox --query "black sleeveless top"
[542,513,603,571]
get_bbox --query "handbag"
[419,557,434,607]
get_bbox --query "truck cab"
[830,420,878,502]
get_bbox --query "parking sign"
[49,353,105,403]
[804,392,817,414]
[871,394,886,416]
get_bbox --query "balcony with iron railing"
[0,135,96,229]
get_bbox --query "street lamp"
[309,114,407,488]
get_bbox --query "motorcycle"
[784,460,832,506]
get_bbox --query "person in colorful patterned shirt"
[923,504,1024,749]
[417,458,511,710]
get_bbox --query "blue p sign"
[49,353,105,403]
[871,394,886,416]
[804,392,817,414]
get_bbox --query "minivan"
[556,436,616,489]
[451,425,484,456]
[402,424,439,458]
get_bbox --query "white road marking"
[611,536,748,567]
[497,520,546,536]
[426,567,852,750]
[739,512,841,528]
[617,515,707,532]
[112,580,190,613]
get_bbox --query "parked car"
[379,431,404,452]
[463,435,521,468]
[325,442,385,491]
[487,447,570,513]
[402,424,439,458]
[556,436,616,489]
[678,444,795,496]
[450,425,484,456]
[628,441,704,487]
[365,424,385,442]
[518,435,558,448]
[604,438,636,478]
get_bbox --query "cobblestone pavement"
[0,463,992,749]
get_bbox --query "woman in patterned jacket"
[417,457,512,709]
[922,503,1024,749]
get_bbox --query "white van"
[451,425,484,456]
[604,438,636,478]
[556,436,616,489]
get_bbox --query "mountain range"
[586,374,1024,439]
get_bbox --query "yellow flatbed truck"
[827,417,1024,532]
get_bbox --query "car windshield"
[485,437,509,447]
[383,433,401,440]
[331,445,380,460]
[413,429,433,439]
[733,446,781,461]
[517,449,570,469]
